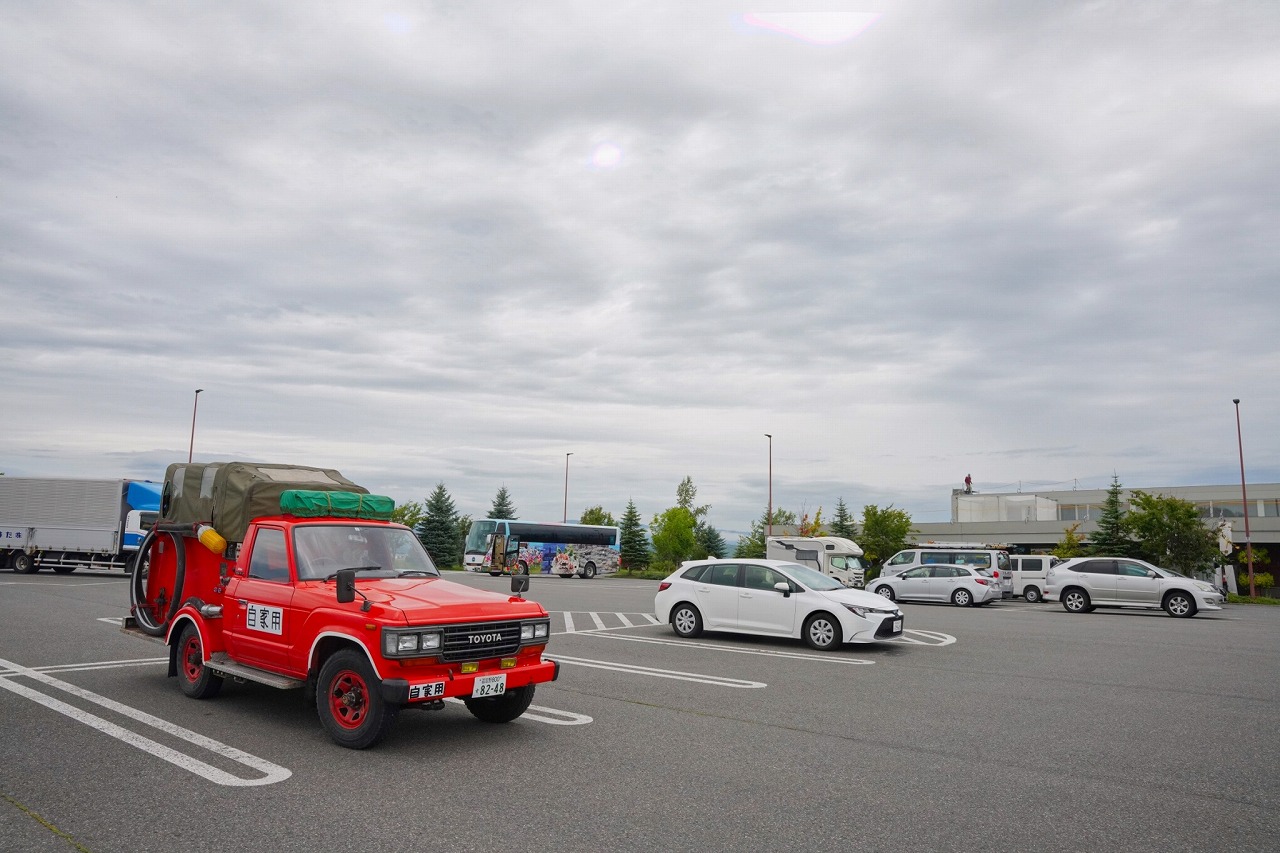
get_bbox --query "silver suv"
[1044,557,1225,618]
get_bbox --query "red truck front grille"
[440,620,522,661]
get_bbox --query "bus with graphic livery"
[464,519,621,579]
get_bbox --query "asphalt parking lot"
[2,569,1277,853]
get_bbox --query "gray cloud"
[2,1,1276,537]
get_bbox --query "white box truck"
[765,536,867,588]
[0,477,160,574]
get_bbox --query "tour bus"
[463,519,621,579]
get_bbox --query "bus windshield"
[463,518,621,578]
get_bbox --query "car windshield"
[1154,565,1186,578]
[294,524,440,580]
[776,562,843,591]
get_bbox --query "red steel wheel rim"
[328,670,368,730]
[181,633,203,683]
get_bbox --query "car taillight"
[658,582,671,592]
[975,578,989,585]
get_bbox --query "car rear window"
[681,564,710,581]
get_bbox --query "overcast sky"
[2,1,1276,539]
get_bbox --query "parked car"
[654,559,904,650]
[867,565,1003,607]
[1009,554,1059,602]
[1043,557,1225,617]
[882,546,1013,597]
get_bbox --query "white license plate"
[471,673,507,698]
[893,618,903,633]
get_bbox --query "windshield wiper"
[323,566,384,582]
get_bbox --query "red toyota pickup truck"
[126,461,558,748]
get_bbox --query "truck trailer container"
[0,477,160,573]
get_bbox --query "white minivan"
[881,546,1013,598]
[1009,554,1059,602]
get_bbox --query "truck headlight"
[383,629,443,657]
[521,621,550,641]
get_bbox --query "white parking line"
[443,697,593,725]
[551,653,766,687]
[588,632,877,664]
[0,657,291,787]
[893,630,956,646]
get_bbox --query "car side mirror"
[511,575,529,598]
[773,581,791,598]
[335,568,356,603]
[1147,570,1159,578]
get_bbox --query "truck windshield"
[294,525,440,580]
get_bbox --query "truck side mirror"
[335,568,356,603]
[511,575,529,597]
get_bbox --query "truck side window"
[248,528,290,583]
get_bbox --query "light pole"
[1233,399,1256,598]
[563,452,573,523]
[764,433,772,538]
[188,389,204,463]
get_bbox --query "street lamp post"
[1233,399,1256,598]
[563,452,573,523]
[188,389,204,463]
[764,433,772,538]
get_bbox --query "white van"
[1008,554,1059,602]
[881,545,1014,598]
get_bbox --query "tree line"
[1053,475,1223,575]
[391,477,916,574]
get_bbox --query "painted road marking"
[589,632,877,664]
[554,611,660,633]
[14,652,593,729]
[551,653,766,687]
[0,657,291,787]
[893,630,956,646]
[444,697,593,725]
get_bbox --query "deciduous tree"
[650,506,697,568]
[1054,523,1086,559]
[579,505,616,526]
[1126,491,1217,574]
[858,504,914,565]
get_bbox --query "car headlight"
[844,603,894,618]
[1193,582,1217,593]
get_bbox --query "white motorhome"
[765,536,867,588]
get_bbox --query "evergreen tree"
[1089,475,1135,556]
[829,498,858,539]
[488,486,517,520]
[733,506,798,558]
[416,483,461,568]
[579,505,616,526]
[618,499,650,569]
[695,523,727,559]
